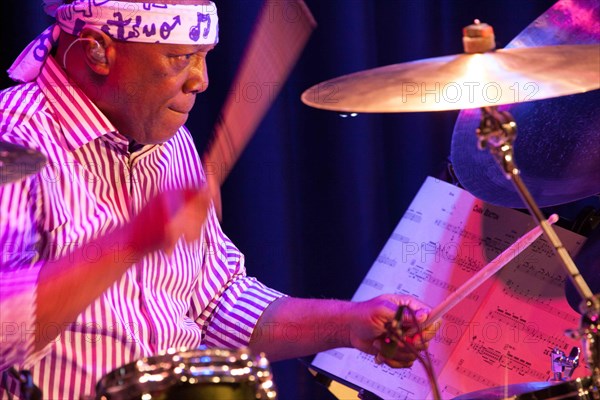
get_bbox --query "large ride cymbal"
[451,0,600,208]
[0,141,47,185]
[301,44,599,113]
[452,92,600,208]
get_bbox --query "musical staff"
[390,232,410,243]
[354,353,431,384]
[501,280,579,324]
[403,210,423,223]
[441,384,462,398]
[454,254,485,274]
[501,351,547,381]
[487,307,572,350]
[443,313,468,327]
[455,359,499,387]
[469,340,504,364]
[345,371,415,399]
[513,262,567,288]
[361,278,384,291]
[321,349,345,360]
[376,253,398,267]
[468,338,549,381]
[434,220,481,242]
[528,237,558,259]
[407,265,480,301]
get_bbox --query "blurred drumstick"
[203,0,316,220]
[423,213,559,328]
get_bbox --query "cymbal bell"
[0,141,47,185]
[301,44,599,113]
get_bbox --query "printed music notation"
[440,384,462,398]
[485,307,572,350]
[469,340,504,364]
[321,349,345,361]
[407,265,480,302]
[390,232,410,243]
[502,351,547,381]
[361,278,384,291]
[345,371,415,399]
[468,339,548,381]
[442,313,468,327]
[528,236,560,259]
[500,280,579,324]
[434,219,481,243]
[355,352,432,384]
[512,262,567,288]
[403,210,423,224]
[455,359,500,388]
[453,254,485,274]
[312,177,586,400]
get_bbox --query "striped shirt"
[0,56,283,399]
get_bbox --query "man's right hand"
[132,188,211,255]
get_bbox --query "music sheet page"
[312,177,587,399]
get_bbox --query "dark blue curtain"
[1,1,557,399]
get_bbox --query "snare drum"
[95,346,277,400]
[454,376,597,400]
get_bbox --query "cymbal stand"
[476,105,600,392]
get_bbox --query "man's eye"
[171,53,195,64]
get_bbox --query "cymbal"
[0,141,47,185]
[453,378,592,400]
[453,381,556,400]
[451,92,600,208]
[451,0,600,208]
[301,44,599,113]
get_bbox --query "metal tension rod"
[476,106,599,310]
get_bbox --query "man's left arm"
[249,294,436,368]
[190,199,435,367]
[191,204,285,348]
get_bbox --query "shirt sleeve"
[0,174,43,371]
[0,267,40,371]
[190,204,286,349]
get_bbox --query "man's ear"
[79,28,114,76]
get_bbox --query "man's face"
[94,0,215,144]
[101,40,214,144]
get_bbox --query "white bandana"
[8,0,219,83]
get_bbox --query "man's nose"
[184,57,209,94]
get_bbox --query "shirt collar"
[36,56,123,151]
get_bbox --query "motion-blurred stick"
[203,0,317,220]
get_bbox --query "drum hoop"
[96,347,274,398]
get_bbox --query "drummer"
[0,0,436,397]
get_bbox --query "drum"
[454,376,597,400]
[95,346,277,400]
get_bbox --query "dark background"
[1,1,562,399]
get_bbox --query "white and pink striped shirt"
[0,56,283,399]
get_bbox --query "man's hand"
[131,188,211,255]
[347,294,437,368]
[250,295,437,369]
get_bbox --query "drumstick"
[423,213,559,328]
[203,0,316,220]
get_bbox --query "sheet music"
[312,177,587,399]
